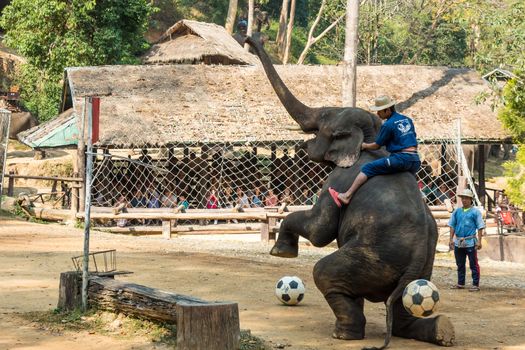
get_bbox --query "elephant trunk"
[245,36,318,133]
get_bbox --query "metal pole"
[81,97,94,311]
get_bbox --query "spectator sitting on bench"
[251,186,264,208]
[206,188,219,224]
[161,188,178,208]
[280,187,293,205]
[113,195,130,228]
[236,188,250,209]
[265,188,278,206]
[179,194,190,210]
[130,189,146,208]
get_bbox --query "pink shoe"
[328,187,342,208]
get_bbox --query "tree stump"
[176,301,240,350]
[57,271,82,311]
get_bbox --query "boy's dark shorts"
[362,152,421,178]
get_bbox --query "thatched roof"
[142,20,259,66]
[60,63,511,147]
[20,63,510,149]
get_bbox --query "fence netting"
[88,117,477,224]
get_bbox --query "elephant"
[245,36,455,350]
[9,112,38,139]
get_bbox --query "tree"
[276,0,290,54]
[282,0,296,64]
[245,0,255,51]
[0,0,154,121]
[225,0,239,34]
[342,0,359,107]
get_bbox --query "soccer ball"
[402,279,440,318]
[275,276,305,305]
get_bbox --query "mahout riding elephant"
[245,37,455,350]
[9,112,38,139]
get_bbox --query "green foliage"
[469,1,525,72]
[503,147,525,207]
[499,73,525,141]
[0,0,155,121]
[499,71,525,207]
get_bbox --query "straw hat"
[369,95,396,111]
[458,189,474,198]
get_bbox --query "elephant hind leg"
[325,293,366,340]
[392,298,455,346]
[313,251,371,340]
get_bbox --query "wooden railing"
[3,171,83,210]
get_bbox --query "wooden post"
[72,172,80,214]
[162,219,171,239]
[57,271,82,311]
[260,218,270,241]
[261,217,277,242]
[7,170,14,196]
[477,144,486,207]
[176,301,240,350]
[51,180,57,200]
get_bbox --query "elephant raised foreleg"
[271,192,342,258]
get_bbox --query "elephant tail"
[363,242,430,350]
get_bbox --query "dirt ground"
[1,214,525,350]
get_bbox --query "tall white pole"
[81,97,94,311]
[342,0,360,107]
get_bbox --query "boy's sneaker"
[469,286,480,292]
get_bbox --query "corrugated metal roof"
[17,109,78,148]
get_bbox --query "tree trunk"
[88,276,208,323]
[176,301,240,350]
[58,271,82,311]
[225,0,239,34]
[245,0,255,51]
[342,0,360,107]
[276,0,290,53]
[282,0,297,64]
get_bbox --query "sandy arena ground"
[1,214,525,350]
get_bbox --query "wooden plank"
[32,208,73,221]
[3,174,83,182]
[94,223,262,235]
[78,212,268,220]
[90,206,270,214]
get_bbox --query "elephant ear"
[324,126,364,168]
